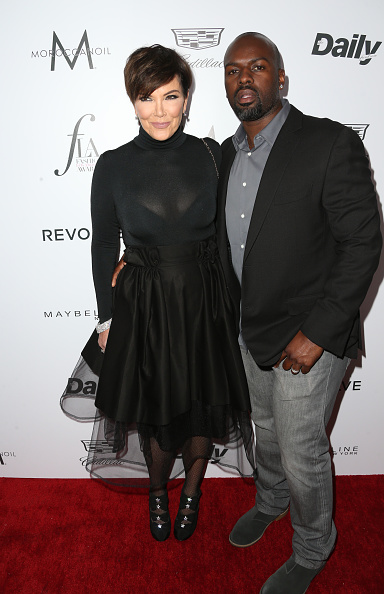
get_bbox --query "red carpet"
[1,476,383,593]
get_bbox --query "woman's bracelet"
[96,318,112,333]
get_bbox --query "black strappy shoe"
[174,490,202,541]
[149,492,171,542]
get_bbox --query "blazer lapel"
[244,106,303,261]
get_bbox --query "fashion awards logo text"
[312,33,381,65]
[55,114,99,176]
[171,28,224,68]
[31,30,111,70]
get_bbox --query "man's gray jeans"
[241,349,349,569]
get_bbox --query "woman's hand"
[112,258,126,287]
[98,328,110,353]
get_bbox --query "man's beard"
[232,84,279,122]
[233,103,263,121]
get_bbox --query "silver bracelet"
[96,318,112,333]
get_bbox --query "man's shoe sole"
[229,508,289,548]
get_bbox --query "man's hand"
[112,257,126,287]
[274,330,324,374]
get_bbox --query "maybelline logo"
[312,33,381,65]
[42,228,90,241]
[31,30,110,70]
[55,114,99,176]
[44,310,98,320]
[332,445,359,456]
[344,124,369,141]
[0,451,16,464]
[172,28,224,68]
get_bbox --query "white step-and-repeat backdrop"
[1,0,383,479]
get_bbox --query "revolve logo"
[54,114,99,176]
[312,33,381,65]
[42,228,91,241]
[31,30,111,70]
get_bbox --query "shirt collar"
[233,99,291,152]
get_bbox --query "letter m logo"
[51,30,94,71]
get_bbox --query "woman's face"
[134,76,188,141]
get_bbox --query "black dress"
[61,126,255,487]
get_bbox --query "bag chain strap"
[200,138,219,179]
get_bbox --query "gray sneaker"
[260,555,323,593]
[229,506,289,547]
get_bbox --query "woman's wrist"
[96,318,112,333]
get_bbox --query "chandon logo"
[54,114,99,176]
[312,33,381,65]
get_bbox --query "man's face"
[224,35,285,122]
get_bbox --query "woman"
[62,44,255,542]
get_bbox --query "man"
[217,32,382,593]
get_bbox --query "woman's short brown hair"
[124,44,193,102]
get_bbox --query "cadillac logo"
[172,28,224,50]
[344,124,369,141]
[81,440,115,453]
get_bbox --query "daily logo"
[312,33,381,65]
[54,114,99,176]
[172,28,224,50]
[31,30,111,70]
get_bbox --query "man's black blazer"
[217,105,382,367]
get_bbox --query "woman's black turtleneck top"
[91,126,222,323]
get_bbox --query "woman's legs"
[144,437,174,541]
[182,436,211,495]
[174,436,211,540]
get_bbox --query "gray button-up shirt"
[225,99,291,346]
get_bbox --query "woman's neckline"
[133,125,187,150]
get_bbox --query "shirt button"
[242,182,247,187]
[247,152,252,157]
[241,213,245,218]
[241,244,245,249]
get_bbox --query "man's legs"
[241,349,349,569]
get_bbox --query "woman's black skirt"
[61,237,255,487]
